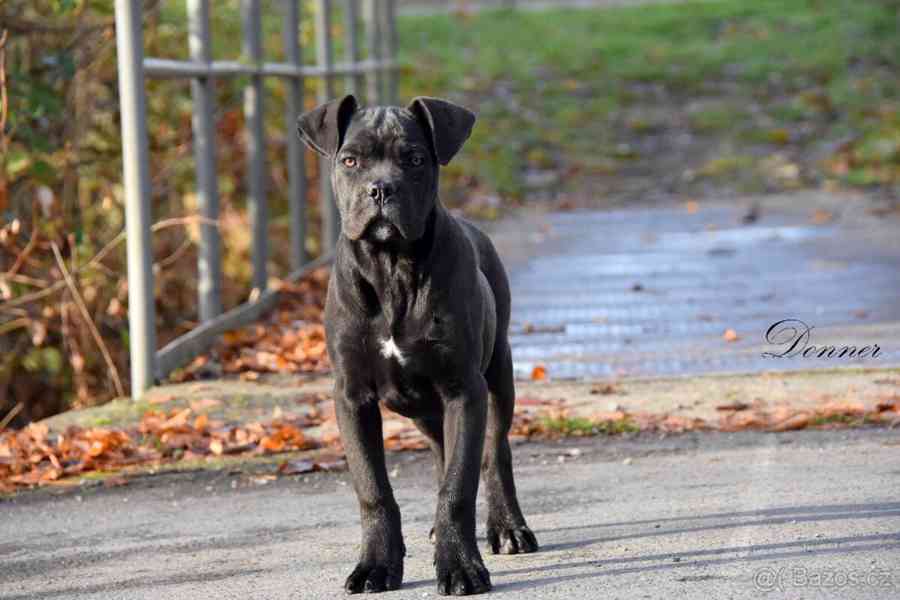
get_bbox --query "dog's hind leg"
[482,341,539,555]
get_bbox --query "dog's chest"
[364,306,452,417]
[367,269,445,368]
[378,336,408,365]
[369,311,447,373]
[367,334,435,417]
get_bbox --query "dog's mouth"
[364,216,404,242]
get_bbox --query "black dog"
[298,95,538,596]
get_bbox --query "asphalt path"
[3,428,899,599]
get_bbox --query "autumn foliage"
[173,269,332,382]
[0,3,334,428]
[0,403,323,494]
[3,390,899,494]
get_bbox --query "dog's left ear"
[408,97,476,166]
[297,94,358,157]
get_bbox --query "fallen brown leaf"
[516,396,561,407]
[278,459,315,475]
[148,395,175,405]
[770,412,811,432]
[811,209,834,224]
[316,458,347,471]
[190,398,222,412]
[716,402,750,412]
[590,383,622,395]
[876,399,900,413]
[193,414,209,431]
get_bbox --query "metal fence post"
[283,0,307,270]
[242,0,268,291]
[363,0,383,104]
[114,0,157,397]
[113,0,400,385]
[381,0,398,104]
[316,0,339,249]
[188,0,223,321]
[344,0,363,96]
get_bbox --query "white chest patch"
[379,337,407,365]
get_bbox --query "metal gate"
[113,0,398,397]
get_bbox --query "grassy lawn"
[398,0,899,204]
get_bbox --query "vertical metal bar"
[381,0,398,105]
[114,0,157,396]
[363,0,382,104]
[242,0,268,291]
[315,0,339,249]
[188,0,222,321]
[283,0,307,270]
[343,0,363,95]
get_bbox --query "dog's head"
[298,95,475,243]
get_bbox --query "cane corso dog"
[297,95,538,596]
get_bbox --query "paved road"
[496,194,900,379]
[3,429,899,599]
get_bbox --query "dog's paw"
[344,561,403,594]
[434,539,491,596]
[486,524,539,555]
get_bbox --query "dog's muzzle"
[367,180,396,207]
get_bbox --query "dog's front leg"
[335,380,405,594]
[433,374,492,596]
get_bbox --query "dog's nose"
[367,181,395,205]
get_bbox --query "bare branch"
[0,401,23,430]
[51,242,125,398]
[155,237,193,271]
[0,28,8,151]
[0,316,29,336]
[4,226,39,277]
[0,216,219,311]
[0,17,113,35]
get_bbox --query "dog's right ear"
[297,94,358,157]
[408,96,476,166]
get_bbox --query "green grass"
[398,0,899,198]
[696,155,755,178]
[539,416,640,436]
[809,413,863,427]
[689,103,749,132]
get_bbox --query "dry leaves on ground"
[511,396,900,440]
[0,402,326,493]
[3,392,898,493]
[716,396,900,432]
[173,269,331,382]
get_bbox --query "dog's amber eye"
[342,156,357,168]
[410,155,423,167]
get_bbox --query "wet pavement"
[502,194,900,379]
